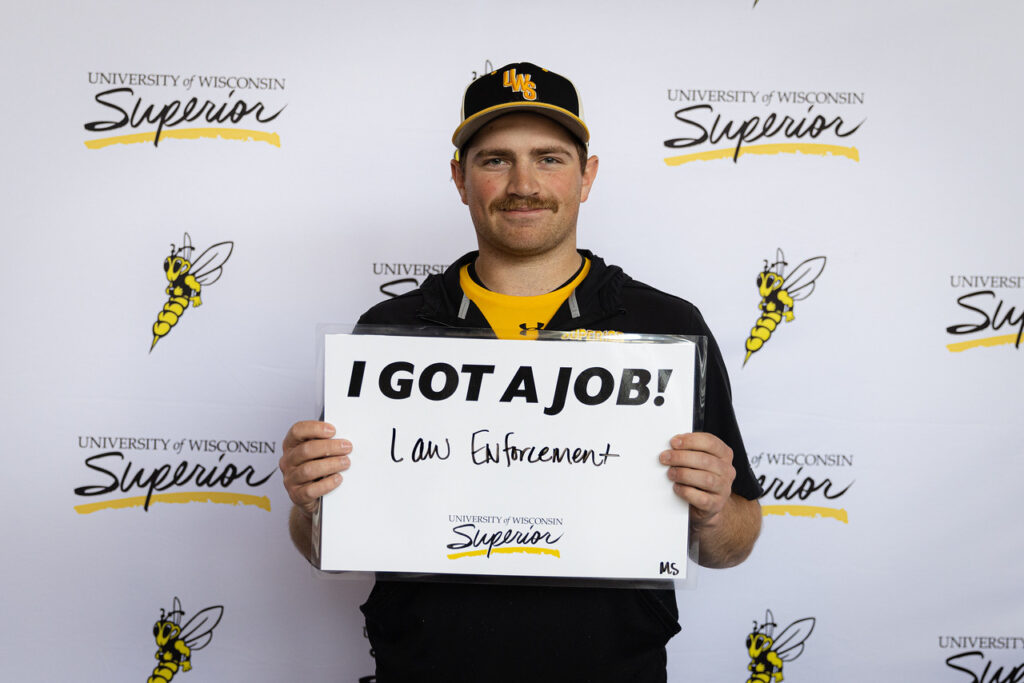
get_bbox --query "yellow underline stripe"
[74,491,271,514]
[447,546,561,560]
[664,143,859,166]
[84,128,280,149]
[946,334,1022,352]
[762,505,848,523]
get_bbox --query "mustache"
[490,196,559,213]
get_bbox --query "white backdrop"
[1,1,1022,681]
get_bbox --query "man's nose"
[507,162,539,196]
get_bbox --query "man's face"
[451,113,598,259]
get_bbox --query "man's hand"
[280,420,351,518]
[660,432,761,568]
[660,432,735,526]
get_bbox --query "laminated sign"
[315,329,703,581]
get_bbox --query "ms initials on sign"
[503,69,536,100]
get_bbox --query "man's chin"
[481,235,573,259]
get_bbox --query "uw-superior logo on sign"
[745,610,816,683]
[946,274,1024,352]
[503,68,537,100]
[446,513,563,560]
[743,249,826,366]
[148,597,223,683]
[84,70,286,148]
[151,233,234,351]
[663,85,864,164]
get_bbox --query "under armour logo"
[519,322,545,336]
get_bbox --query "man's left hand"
[660,432,736,527]
[660,432,761,568]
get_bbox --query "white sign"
[317,331,699,580]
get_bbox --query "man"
[280,62,762,681]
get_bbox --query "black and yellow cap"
[452,62,589,151]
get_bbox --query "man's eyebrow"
[531,146,574,157]
[472,147,514,159]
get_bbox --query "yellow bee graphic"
[148,596,224,683]
[151,233,234,351]
[746,609,815,683]
[744,249,826,366]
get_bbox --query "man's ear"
[450,158,469,205]
[579,155,599,203]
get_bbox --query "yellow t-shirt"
[459,259,591,340]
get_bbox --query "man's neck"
[473,244,583,296]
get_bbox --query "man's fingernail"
[671,437,683,449]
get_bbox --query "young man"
[280,62,762,681]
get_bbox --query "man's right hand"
[280,420,351,518]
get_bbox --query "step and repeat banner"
[2,0,1021,680]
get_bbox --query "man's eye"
[541,157,562,164]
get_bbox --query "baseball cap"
[452,62,589,151]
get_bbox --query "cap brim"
[452,101,590,149]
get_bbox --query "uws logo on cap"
[503,69,537,101]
